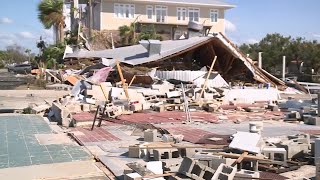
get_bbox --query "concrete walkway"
[0,160,106,180]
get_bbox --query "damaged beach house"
[31,16,320,180]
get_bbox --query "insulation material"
[88,67,113,84]
[223,88,279,104]
[155,70,229,88]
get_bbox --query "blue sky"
[225,0,320,44]
[0,0,320,53]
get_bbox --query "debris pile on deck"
[27,32,320,179]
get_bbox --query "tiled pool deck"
[0,115,91,168]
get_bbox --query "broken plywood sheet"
[35,134,74,145]
[229,131,263,154]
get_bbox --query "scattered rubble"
[13,33,320,180]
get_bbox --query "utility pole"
[258,52,262,69]
[282,56,286,81]
[88,0,93,41]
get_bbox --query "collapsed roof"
[65,33,285,87]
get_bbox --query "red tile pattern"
[72,112,95,122]
[163,126,229,145]
[299,129,320,135]
[116,111,219,124]
[71,127,120,143]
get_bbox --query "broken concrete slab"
[229,131,264,154]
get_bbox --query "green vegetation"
[239,33,320,74]
[118,23,162,46]
[37,0,64,43]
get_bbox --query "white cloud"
[17,31,35,39]
[225,19,237,33]
[312,33,320,38]
[0,17,13,24]
[246,38,259,44]
[41,29,54,44]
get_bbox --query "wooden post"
[199,56,217,99]
[129,75,136,87]
[116,61,130,99]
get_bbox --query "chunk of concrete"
[124,172,142,180]
[262,147,287,161]
[146,161,163,175]
[144,129,157,142]
[212,163,236,180]
[166,91,181,98]
[304,116,320,126]
[178,157,216,180]
[229,132,264,154]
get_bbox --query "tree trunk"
[54,25,59,44]
[59,23,64,43]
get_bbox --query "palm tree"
[119,23,136,46]
[37,0,64,43]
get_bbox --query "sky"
[0,0,320,53]
[225,0,320,45]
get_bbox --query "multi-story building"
[68,0,235,39]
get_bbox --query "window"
[177,7,187,21]
[155,5,167,23]
[188,8,200,22]
[210,9,218,22]
[114,3,135,18]
[146,5,153,20]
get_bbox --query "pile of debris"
[26,32,320,179]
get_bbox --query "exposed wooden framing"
[235,151,248,164]
[137,38,214,66]
[128,75,136,87]
[199,56,217,99]
[224,56,236,74]
[122,144,226,149]
[216,152,270,162]
[116,61,130,99]
[46,70,61,83]
[100,83,109,101]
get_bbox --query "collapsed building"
[28,23,320,180]
[64,31,285,88]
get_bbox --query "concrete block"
[234,169,259,180]
[129,144,148,158]
[268,104,279,111]
[124,172,142,180]
[194,152,235,170]
[130,103,143,112]
[144,129,157,142]
[142,102,152,110]
[304,116,320,126]
[51,102,71,126]
[212,163,236,180]
[154,105,165,112]
[166,91,181,98]
[146,161,163,175]
[179,148,196,158]
[287,111,302,120]
[81,104,90,112]
[315,138,320,159]
[178,157,215,180]
[288,134,311,148]
[277,140,309,159]
[162,134,174,142]
[153,149,180,161]
[262,147,287,161]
